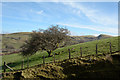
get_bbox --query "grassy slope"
[3,52,120,79]
[2,37,118,72]
[2,32,112,53]
[2,32,31,49]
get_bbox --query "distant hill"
[70,34,112,45]
[2,32,32,53]
[1,32,113,53]
[97,34,112,39]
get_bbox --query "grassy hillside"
[2,52,120,79]
[2,32,31,49]
[2,32,31,53]
[2,32,112,53]
[2,37,118,72]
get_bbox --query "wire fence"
[3,41,119,72]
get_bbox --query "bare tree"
[21,25,70,57]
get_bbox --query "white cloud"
[57,23,118,34]
[92,34,118,37]
[1,0,119,2]
[30,9,44,15]
[60,2,118,34]
[36,10,43,15]
[63,2,118,26]
[112,34,118,36]
[92,34,100,36]
[70,31,79,36]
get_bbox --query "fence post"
[43,55,45,66]
[27,56,29,68]
[54,53,55,63]
[110,42,112,54]
[80,47,82,57]
[21,59,24,69]
[68,49,71,59]
[96,44,98,54]
[4,62,6,72]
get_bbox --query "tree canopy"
[21,25,70,56]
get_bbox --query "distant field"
[2,32,31,49]
[2,37,118,72]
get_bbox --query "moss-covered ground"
[2,52,120,79]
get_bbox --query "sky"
[2,2,118,36]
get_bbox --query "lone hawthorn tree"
[21,25,70,57]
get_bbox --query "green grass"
[2,37,118,72]
[2,32,31,49]
[2,32,112,53]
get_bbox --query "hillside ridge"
[2,32,113,54]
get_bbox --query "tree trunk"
[47,50,52,57]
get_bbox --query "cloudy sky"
[2,2,118,36]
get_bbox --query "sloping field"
[2,37,119,72]
[2,32,31,50]
[2,52,120,79]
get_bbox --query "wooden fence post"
[4,62,6,72]
[27,56,29,68]
[43,55,45,66]
[110,42,112,54]
[21,59,24,69]
[54,53,55,63]
[96,44,98,54]
[68,49,71,59]
[80,47,82,57]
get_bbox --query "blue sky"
[2,2,118,36]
